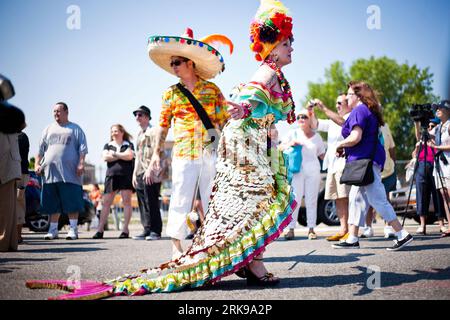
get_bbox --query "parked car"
[296,188,340,227]
[25,171,95,232]
[389,185,446,224]
[287,171,340,227]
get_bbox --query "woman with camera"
[428,100,450,237]
[413,117,447,235]
[332,81,413,251]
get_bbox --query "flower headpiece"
[250,0,293,61]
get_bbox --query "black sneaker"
[386,234,413,251]
[332,241,360,249]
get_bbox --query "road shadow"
[361,235,444,242]
[0,268,18,274]
[18,247,108,254]
[276,237,308,242]
[264,252,375,270]
[0,257,62,274]
[0,257,61,264]
[199,266,450,297]
[20,240,104,246]
[363,243,450,251]
[277,266,450,296]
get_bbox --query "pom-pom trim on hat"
[148,36,226,62]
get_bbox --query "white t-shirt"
[38,122,88,185]
[317,113,350,174]
[432,120,450,179]
[284,129,326,173]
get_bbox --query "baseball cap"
[437,100,450,110]
[133,105,151,117]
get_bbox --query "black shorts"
[104,175,133,194]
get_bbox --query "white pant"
[166,153,217,240]
[348,165,397,227]
[289,166,321,229]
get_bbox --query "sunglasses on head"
[170,59,188,67]
[297,115,309,120]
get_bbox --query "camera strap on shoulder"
[435,123,444,146]
[176,83,220,149]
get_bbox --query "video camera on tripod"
[409,103,438,129]
[409,102,449,165]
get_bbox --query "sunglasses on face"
[297,115,309,120]
[170,59,187,67]
[135,113,144,118]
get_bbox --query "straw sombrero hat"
[148,28,233,80]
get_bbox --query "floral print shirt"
[159,79,229,160]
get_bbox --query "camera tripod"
[401,126,450,226]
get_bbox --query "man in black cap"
[131,106,165,240]
[429,100,450,237]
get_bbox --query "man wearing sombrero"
[147,28,232,259]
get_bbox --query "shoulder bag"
[339,130,378,187]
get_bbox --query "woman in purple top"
[332,81,413,251]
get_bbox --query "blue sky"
[1,0,449,180]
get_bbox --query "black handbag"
[340,158,374,186]
[339,131,378,187]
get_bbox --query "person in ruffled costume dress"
[26,0,299,299]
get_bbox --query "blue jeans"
[415,161,444,217]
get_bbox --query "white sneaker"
[44,229,59,240]
[66,228,78,240]
[361,226,374,238]
[384,226,396,239]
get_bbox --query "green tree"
[305,56,438,160]
[29,157,35,170]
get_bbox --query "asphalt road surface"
[1,219,449,300]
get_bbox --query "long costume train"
[26,82,298,300]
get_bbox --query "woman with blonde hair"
[93,124,135,239]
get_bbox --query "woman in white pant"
[332,81,413,251]
[280,108,325,240]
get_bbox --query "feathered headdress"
[250,0,293,61]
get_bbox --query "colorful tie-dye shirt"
[159,79,229,160]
